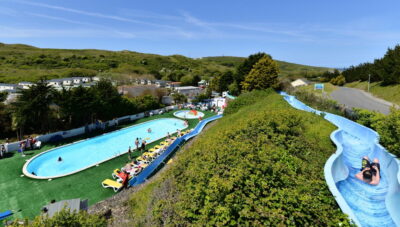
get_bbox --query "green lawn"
[345,81,400,105]
[0,109,215,222]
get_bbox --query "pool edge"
[22,118,188,180]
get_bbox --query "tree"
[210,71,234,93]
[172,93,187,104]
[235,52,269,89]
[0,92,8,102]
[12,79,54,138]
[241,56,279,91]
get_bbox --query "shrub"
[7,209,107,227]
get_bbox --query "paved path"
[330,87,395,115]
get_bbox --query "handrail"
[129,114,223,186]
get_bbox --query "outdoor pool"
[23,118,187,179]
[173,110,204,119]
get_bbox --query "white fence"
[4,105,178,153]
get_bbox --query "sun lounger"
[160,141,168,146]
[149,148,156,152]
[102,179,123,192]
[0,210,13,221]
[154,145,162,149]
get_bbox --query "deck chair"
[0,210,13,221]
[101,179,123,192]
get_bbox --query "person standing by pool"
[141,140,146,152]
[0,144,5,159]
[135,138,139,150]
[128,146,132,160]
[167,132,170,139]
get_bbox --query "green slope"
[0,43,330,83]
[128,90,349,226]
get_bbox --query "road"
[330,87,394,115]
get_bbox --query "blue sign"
[314,83,324,90]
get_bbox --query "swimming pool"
[23,118,187,179]
[173,110,205,119]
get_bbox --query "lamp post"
[368,74,371,92]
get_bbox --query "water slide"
[225,92,236,100]
[129,114,223,187]
[280,92,400,227]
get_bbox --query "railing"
[129,114,223,187]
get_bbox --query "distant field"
[345,81,400,105]
[0,43,331,83]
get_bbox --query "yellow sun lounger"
[149,148,156,152]
[102,179,123,192]
[154,145,162,149]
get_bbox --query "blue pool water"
[24,118,187,178]
[280,92,400,227]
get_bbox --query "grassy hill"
[0,43,330,83]
[202,56,331,78]
[127,90,349,226]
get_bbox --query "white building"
[291,79,309,87]
[18,82,34,89]
[174,86,202,97]
[47,79,64,88]
[198,80,208,88]
[0,83,17,92]
[154,80,168,88]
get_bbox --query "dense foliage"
[211,53,280,94]
[241,55,279,91]
[2,79,162,140]
[7,209,106,227]
[341,45,400,85]
[128,90,350,226]
[353,108,400,157]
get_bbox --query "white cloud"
[0,25,136,38]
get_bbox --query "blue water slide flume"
[280,92,400,227]
[129,114,222,187]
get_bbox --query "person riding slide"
[355,156,380,185]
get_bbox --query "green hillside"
[202,56,331,78]
[0,43,330,83]
[128,90,349,226]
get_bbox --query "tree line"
[341,45,400,85]
[0,79,161,140]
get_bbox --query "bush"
[330,75,346,86]
[7,209,107,227]
[290,89,344,116]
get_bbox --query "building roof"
[175,86,201,90]
[291,79,309,87]
[48,78,67,82]
[0,83,17,87]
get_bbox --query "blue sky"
[0,0,399,67]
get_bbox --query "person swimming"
[58,157,62,162]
